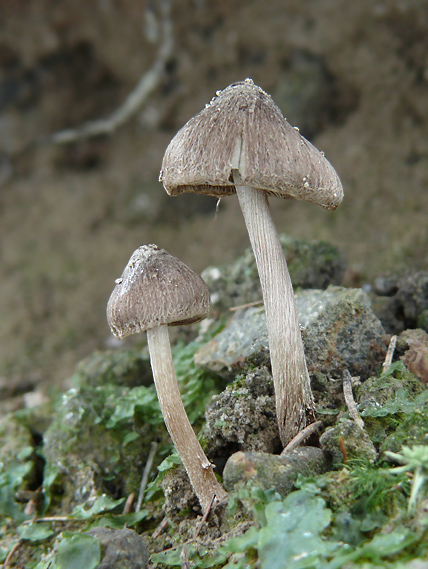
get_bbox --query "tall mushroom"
[159,79,343,446]
[107,244,228,513]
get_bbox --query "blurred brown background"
[0,0,427,390]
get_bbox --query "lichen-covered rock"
[42,349,166,513]
[202,367,281,462]
[0,415,36,519]
[319,419,377,465]
[357,365,425,412]
[202,234,346,310]
[195,286,388,381]
[87,527,149,569]
[372,271,428,334]
[397,329,428,385]
[161,464,201,521]
[223,447,329,496]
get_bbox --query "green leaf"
[105,385,161,428]
[87,509,149,529]
[258,491,336,569]
[323,528,417,569]
[122,431,139,446]
[71,494,125,519]
[17,523,54,541]
[56,533,101,569]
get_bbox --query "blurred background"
[0,0,427,392]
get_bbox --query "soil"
[1,0,427,389]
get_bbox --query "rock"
[202,234,346,311]
[202,367,281,464]
[372,271,428,334]
[42,348,165,512]
[195,306,269,380]
[223,447,329,497]
[397,329,428,385]
[357,364,425,411]
[196,286,388,381]
[319,419,377,465]
[87,528,149,569]
[0,415,37,518]
[161,464,201,521]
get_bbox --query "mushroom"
[159,79,343,446]
[107,244,227,513]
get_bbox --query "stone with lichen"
[201,367,281,462]
[319,419,377,465]
[42,349,167,513]
[196,286,388,381]
[223,447,329,497]
[202,234,346,311]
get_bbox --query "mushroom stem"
[234,174,316,446]
[146,324,228,513]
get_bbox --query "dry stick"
[343,369,364,429]
[22,516,74,524]
[122,492,135,515]
[48,0,173,145]
[193,493,217,539]
[339,437,348,464]
[383,335,397,371]
[282,420,323,454]
[229,300,264,312]
[136,441,158,513]
[181,546,190,569]
[4,540,22,568]
[152,517,169,539]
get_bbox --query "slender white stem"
[234,177,316,445]
[146,324,227,513]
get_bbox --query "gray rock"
[223,447,329,497]
[319,419,377,466]
[87,528,149,569]
[373,271,428,334]
[202,234,346,311]
[202,367,281,461]
[195,286,388,381]
[42,349,164,511]
[397,329,428,385]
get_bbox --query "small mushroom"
[159,79,343,446]
[107,244,227,513]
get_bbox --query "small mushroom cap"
[160,78,343,211]
[107,244,210,339]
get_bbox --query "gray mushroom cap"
[160,78,343,210]
[107,244,210,339]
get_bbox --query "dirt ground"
[0,0,427,389]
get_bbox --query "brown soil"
[0,0,427,388]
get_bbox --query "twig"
[152,516,169,539]
[338,437,348,464]
[122,492,135,515]
[193,493,217,539]
[48,0,173,145]
[229,300,263,312]
[181,545,190,569]
[4,540,22,568]
[383,335,397,371]
[282,421,322,454]
[343,369,364,429]
[22,516,82,524]
[136,441,158,513]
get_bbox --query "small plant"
[386,445,428,513]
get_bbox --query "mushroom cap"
[160,79,343,210]
[107,244,210,339]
